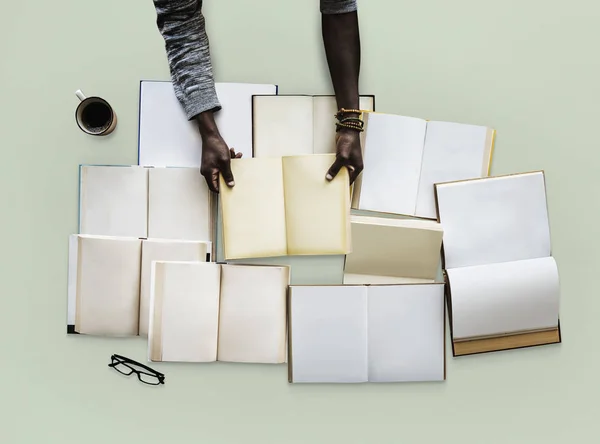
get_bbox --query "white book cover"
[138,81,278,167]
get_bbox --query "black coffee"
[81,101,112,133]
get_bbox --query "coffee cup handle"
[75,90,86,101]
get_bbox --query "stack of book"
[66,81,561,383]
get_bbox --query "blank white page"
[368,284,445,382]
[75,235,141,336]
[139,239,209,336]
[448,257,560,340]
[217,265,289,363]
[415,121,492,219]
[312,96,375,155]
[79,165,148,238]
[149,262,221,362]
[436,172,551,269]
[138,81,277,166]
[354,113,427,215]
[148,167,211,241]
[252,96,314,158]
[66,234,78,327]
[290,285,368,383]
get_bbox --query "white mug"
[75,89,117,136]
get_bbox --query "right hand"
[200,133,242,193]
[196,110,242,193]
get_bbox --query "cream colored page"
[436,172,551,269]
[448,257,560,340]
[76,236,141,336]
[356,113,427,215]
[147,167,211,241]
[368,284,445,382]
[150,262,221,362]
[79,166,148,238]
[415,121,491,219]
[343,274,435,285]
[217,265,289,363]
[344,216,442,280]
[312,96,375,154]
[282,154,351,255]
[219,158,287,259]
[139,239,208,336]
[290,285,368,383]
[253,96,314,157]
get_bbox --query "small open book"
[148,262,289,363]
[435,171,561,356]
[252,95,375,157]
[288,284,445,383]
[138,81,278,166]
[352,113,495,219]
[343,215,443,284]
[67,235,210,336]
[219,154,352,260]
[79,165,215,251]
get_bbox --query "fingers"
[326,156,346,181]
[230,148,243,159]
[220,159,235,188]
[348,163,364,185]
[202,170,219,194]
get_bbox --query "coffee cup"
[75,90,117,136]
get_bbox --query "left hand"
[326,128,363,185]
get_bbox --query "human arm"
[153,0,237,192]
[320,1,363,184]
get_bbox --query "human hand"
[195,110,242,193]
[200,134,242,193]
[326,128,363,184]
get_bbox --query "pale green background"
[1,0,597,442]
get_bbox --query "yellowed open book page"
[219,158,288,259]
[282,154,351,255]
[75,235,141,336]
[344,215,442,281]
[149,262,221,362]
[217,265,289,363]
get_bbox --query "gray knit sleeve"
[321,0,358,14]
[153,0,221,120]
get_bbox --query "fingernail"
[326,174,333,181]
[227,181,235,187]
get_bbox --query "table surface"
[2,1,597,443]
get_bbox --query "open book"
[219,154,351,260]
[343,215,443,284]
[352,113,495,219]
[435,171,561,356]
[138,81,277,166]
[148,262,289,363]
[67,235,209,336]
[79,165,215,250]
[288,284,445,383]
[252,95,375,158]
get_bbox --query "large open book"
[148,262,289,363]
[343,215,443,284]
[138,81,277,166]
[288,284,445,383]
[435,171,561,356]
[67,235,209,336]
[252,95,375,157]
[352,113,495,219]
[79,165,215,250]
[219,154,352,260]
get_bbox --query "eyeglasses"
[108,354,165,385]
